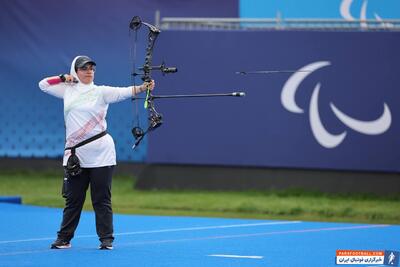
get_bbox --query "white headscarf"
[69,56,94,86]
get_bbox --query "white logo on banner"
[281,61,392,148]
[340,0,394,28]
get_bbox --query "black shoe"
[99,239,113,250]
[51,238,71,249]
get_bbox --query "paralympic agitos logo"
[281,61,392,149]
[340,0,393,28]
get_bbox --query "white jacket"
[39,56,133,167]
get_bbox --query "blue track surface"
[0,203,398,267]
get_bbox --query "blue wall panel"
[1,0,398,172]
[149,30,400,172]
[0,0,238,162]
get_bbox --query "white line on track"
[208,254,263,259]
[0,224,390,257]
[115,224,389,247]
[0,221,301,244]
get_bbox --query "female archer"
[39,55,154,250]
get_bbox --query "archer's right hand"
[64,74,78,83]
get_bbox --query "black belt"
[65,131,107,153]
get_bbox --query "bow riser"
[142,30,160,83]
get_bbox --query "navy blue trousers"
[58,166,114,242]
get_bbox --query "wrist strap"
[59,74,66,82]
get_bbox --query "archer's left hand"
[140,80,155,92]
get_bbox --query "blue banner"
[240,0,400,20]
[149,30,400,172]
[1,0,398,172]
[0,0,238,162]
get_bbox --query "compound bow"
[129,16,245,149]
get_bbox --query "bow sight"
[133,61,178,78]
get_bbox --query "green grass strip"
[0,170,399,224]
